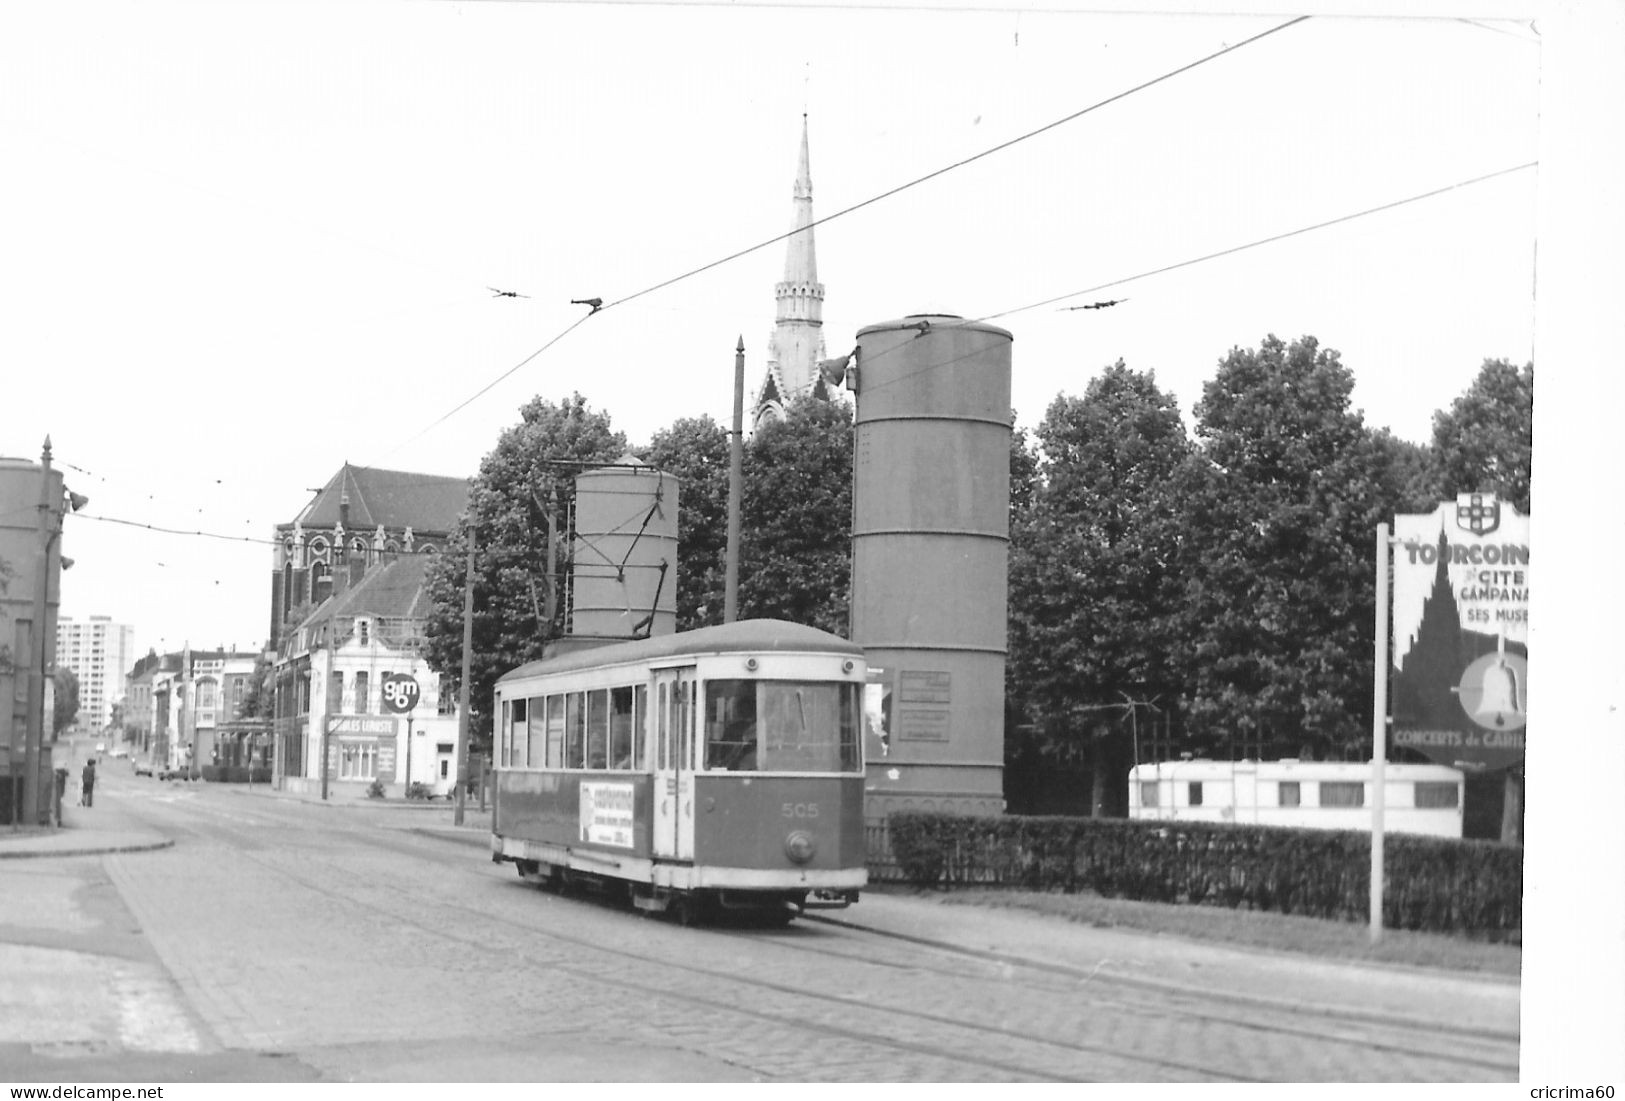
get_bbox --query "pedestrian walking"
[80,758,96,808]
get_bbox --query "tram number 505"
[782,802,820,819]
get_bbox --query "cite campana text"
[1404,540,1529,604]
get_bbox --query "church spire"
[755,115,828,428]
[782,114,818,287]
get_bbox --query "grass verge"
[872,884,1521,978]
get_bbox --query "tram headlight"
[784,830,816,865]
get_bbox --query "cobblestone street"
[0,771,1520,1083]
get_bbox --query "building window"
[339,740,377,780]
[354,671,369,714]
[1278,781,1301,807]
[1321,781,1365,807]
[1414,782,1459,808]
[358,620,370,646]
[438,682,456,716]
[1140,781,1159,808]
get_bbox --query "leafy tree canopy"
[1008,364,1193,762]
[637,415,730,631]
[52,666,80,737]
[1431,358,1532,513]
[738,396,853,635]
[424,393,626,745]
[1184,335,1384,756]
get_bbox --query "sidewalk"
[0,795,172,860]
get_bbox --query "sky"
[1,2,1541,655]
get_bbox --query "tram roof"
[498,619,863,683]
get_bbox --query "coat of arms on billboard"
[1455,492,1501,536]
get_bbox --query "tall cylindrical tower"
[850,315,1012,819]
[568,457,679,645]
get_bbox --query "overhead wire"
[54,155,1537,553]
[847,159,1541,402]
[380,14,1311,456]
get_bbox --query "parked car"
[109,746,129,759]
[133,759,154,777]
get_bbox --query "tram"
[490,619,868,922]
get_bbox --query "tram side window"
[632,684,647,770]
[1187,782,1204,807]
[510,698,528,769]
[678,680,692,771]
[499,699,511,767]
[1139,781,1159,808]
[705,679,758,771]
[656,683,669,770]
[609,686,634,769]
[1277,781,1301,807]
[527,697,546,766]
[565,692,585,769]
[586,689,609,769]
[546,694,566,767]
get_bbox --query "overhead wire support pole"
[725,337,744,624]
[454,532,476,827]
[1371,523,1391,945]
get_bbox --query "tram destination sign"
[1390,493,1528,771]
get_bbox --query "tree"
[1431,358,1532,513]
[738,396,853,635]
[637,415,731,631]
[52,667,79,738]
[238,653,275,720]
[1183,335,1389,759]
[423,393,627,746]
[1368,428,1441,517]
[1007,364,1194,793]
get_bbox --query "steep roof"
[308,554,437,624]
[294,465,469,532]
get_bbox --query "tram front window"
[704,680,860,773]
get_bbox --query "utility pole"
[321,606,335,801]
[21,438,53,827]
[1370,523,1391,945]
[454,533,475,826]
[724,336,744,623]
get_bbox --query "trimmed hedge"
[199,765,273,784]
[885,811,1522,937]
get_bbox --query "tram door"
[651,668,695,861]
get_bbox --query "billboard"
[1391,493,1528,771]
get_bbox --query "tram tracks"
[783,911,1520,1076]
[120,793,1517,1081]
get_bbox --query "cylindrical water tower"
[850,315,1011,820]
[566,456,679,649]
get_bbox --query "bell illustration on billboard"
[1456,644,1527,732]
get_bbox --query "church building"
[267,464,468,649]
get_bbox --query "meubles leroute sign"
[1390,493,1528,771]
